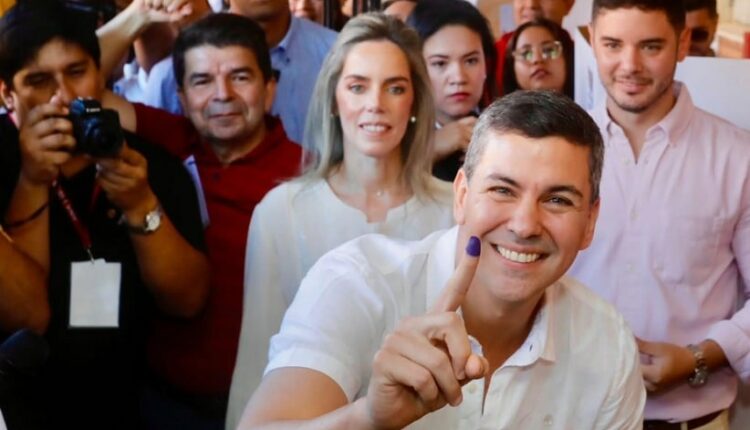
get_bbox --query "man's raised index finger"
[430,235,481,313]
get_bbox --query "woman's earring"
[409,115,416,124]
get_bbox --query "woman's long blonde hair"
[301,12,437,198]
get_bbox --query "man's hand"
[363,236,487,429]
[17,98,75,187]
[133,0,193,24]
[96,144,158,224]
[433,116,477,162]
[637,338,696,393]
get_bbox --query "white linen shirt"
[569,83,750,421]
[266,227,646,429]
[227,178,454,429]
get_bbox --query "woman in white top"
[227,13,455,427]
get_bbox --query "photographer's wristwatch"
[122,205,162,235]
[687,343,709,388]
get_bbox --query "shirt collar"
[502,289,555,367]
[273,15,298,55]
[196,115,295,164]
[594,81,695,146]
[651,82,694,145]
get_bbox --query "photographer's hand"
[96,143,158,224]
[96,145,210,318]
[17,98,75,187]
[5,96,73,272]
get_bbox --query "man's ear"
[0,79,16,111]
[453,168,469,226]
[264,78,277,113]
[177,88,187,112]
[677,26,691,62]
[580,198,600,250]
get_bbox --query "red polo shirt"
[494,31,515,97]
[133,103,302,395]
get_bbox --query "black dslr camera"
[69,98,124,158]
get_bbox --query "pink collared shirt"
[569,83,750,421]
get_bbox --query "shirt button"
[544,414,553,426]
[631,210,638,221]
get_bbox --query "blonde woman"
[226,13,455,429]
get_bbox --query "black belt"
[643,410,723,430]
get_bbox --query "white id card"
[69,259,121,328]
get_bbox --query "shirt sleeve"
[133,102,194,159]
[264,248,386,401]
[226,185,298,430]
[593,317,646,429]
[706,178,750,381]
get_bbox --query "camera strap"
[52,179,98,262]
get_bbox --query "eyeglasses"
[512,41,563,64]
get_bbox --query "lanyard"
[52,179,98,262]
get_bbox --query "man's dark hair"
[407,0,498,103]
[173,13,273,90]
[503,18,575,98]
[683,0,718,18]
[463,91,604,203]
[0,0,101,86]
[592,0,686,32]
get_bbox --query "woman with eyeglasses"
[504,18,574,98]
[407,0,498,181]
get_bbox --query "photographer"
[0,0,209,427]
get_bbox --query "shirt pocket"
[651,215,724,287]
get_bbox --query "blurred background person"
[226,13,454,430]
[684,0,719,56]
[495,0,574,96]
[408,0,497,181]
[289,0,348,30]
[382,0,416,21]
[503,18,573,97]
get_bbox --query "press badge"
[69,259,121,328]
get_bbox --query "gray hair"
[463,91,604,202]
[301,12,436,198]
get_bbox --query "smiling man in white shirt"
[237,90,645,430]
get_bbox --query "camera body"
[68,98,124,158]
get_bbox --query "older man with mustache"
[102,12,302,428]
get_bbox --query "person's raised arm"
[238,236,486,430]
[3,97,74,273]
[96,0,192,80]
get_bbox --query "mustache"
[614,74,652,85]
